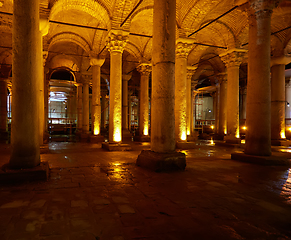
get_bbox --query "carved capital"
[43,51,48,67]
[81,74,91,84]
[90,58,105,67]
[176,41,192,58]
[220,49,247,68]
[187,66,197,79]
[216,72,227,84]
[250,0,280,14]
[137,63,152,76]
[106,30,128,53]
[122,74,132,82]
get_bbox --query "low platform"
[136,150,186,172]
[133,135,150,142]
[90,135,105,143]
[102,142,131,151]
[0,161,49,183]
[271,139,291,146]
[231,152,291,166]
[176,141,196,149]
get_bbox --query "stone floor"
[0,140,291,240]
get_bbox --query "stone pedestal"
[102,142,131,151]
[136,150,186,172]
[90,135,104,143]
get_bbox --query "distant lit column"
[10,0,40,168]
[137,63,151,137]
[90,58,105,136]
[75,83,83,132]
[186,66,196,137]
[82,75,90,134]
[286,78,291,120]
[0,79,8,138]
[122,74,131,131]
[240,86,247,120]
[106,30,128,143]
[245,0,278,156]
[217,73,227,137]
[220,49,246,142]
[101,90,108,130]
[175,40,192,142]
[43,66,49,140]
[151,0,176,152]
[271,62,286,140]
[214,85,220,134]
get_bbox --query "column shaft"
[286,79,291,121]
[218,75,227,136]
[0,80,8,134]
[10,0,40,168]
[82,81,90,134]
[139,73,149,136]
[122,78,129,130]
[76,84,83,132]
[271,64,286,140]
[151,0,176,152]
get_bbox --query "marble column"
[10,0,40,168]
[214,85,220,134]
[90,58,105,136]
[220,49,246,143]
[0,79,8,140]
[122,74,132,134]
[240,87,247,120]
[106,31,128,143]
[43,66,49,142]
[217,73,227,137]
[245,0,278,156]
[186,66,196,138]
[271,63,286,141]
[286,78,291,121]
[137,63,151,138]
[175,40,192,142]
[101,91,108,130]
[75,83,83,133]
[82,76,90,134]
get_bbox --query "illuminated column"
[271,63,286,141]
[217,73,227,137]
[0,79,8,140]
[245,0,278,156]
[122,74,131,131]
[220,49,246,143]
[10,0,40,168]
[106,31,128,143]
[186,66,196,137]
[151,0,176,152]
[43,66,49,142]
[137,63,151,138]
[90,58,105,136]
[286,79,291,120]
[75,83,83,133]
[240,86,247,120]
[214,85,220,134]
[82,76,90,134]
[101,90,108,130]
[175,40,192,142]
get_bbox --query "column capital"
[216,72,227,83]
[176,38,193,58]
[187,66,197,79]
[106,30,128,53]
[90,58,105,67]
[137,63,152,76]
[220,48,247,68]
[249,0,280,14]
[74,82,83,87]
[122,74,132,81]
[81,74,91,84]
[271,55,291,67]
[43,51,48,67]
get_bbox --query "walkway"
[0,141,290,240]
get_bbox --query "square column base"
[176,141,196,149]
[136,150,186,172]
[134,135,150,142]
[102,142,131,151]
[231,152,291,166]
[271,139,291,146]
[224,135,241,144]
[79,133,90,142]
[0,161,49,183]
[90,135,104,143]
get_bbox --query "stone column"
[175,39,192,142]
[0,79,8,141]
[82,76,90,135]
[43,66,49,143]
[75,83,83,133]
[271,63,286,142]
[220,49,246,143]
[240,87,247,120]
[137,63,151,140]
[286,78,291,121]
[136,0,185,171]
[187,66,196,138]
[10,0,40,168]
[90,58,105,137]
[245,0,278,156]
[106,30,128,143]
[101,90,108,131]
[217,73,227,137]
[214,85,220,134]
[122,74,132,141]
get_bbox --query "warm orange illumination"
[94,124,100,135]
[280,130,286,139]
[113,128,121,142]
[187,129,190,136]
[181,131,187,141]
[241,139,245,144]
[242,126,247,130]
[224,129,227,135]
[143,125,148,136]
[211,125,214,129]
[210,139,214,145]
[288,127,291,132]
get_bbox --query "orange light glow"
[143,125,148,136]
[242,126,247,130]
[241,139,245,144]
[280,130,286,139]
[181,131,187,141]
[211,125,214,129]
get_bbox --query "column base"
[0,161,49,183]
[134,135,150,142]
[231,152,291,166]
[176,141,196,149]
[122,129,132,142]
[271,139,291,146]
[136,150,186,172]
[224,135,241,144]
[187,133,198,142]
[102,142,131,151]
[79,133,90,142]
[90,135,105,143]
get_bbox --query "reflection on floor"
[0,140,290,240]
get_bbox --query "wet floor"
[0,140,291,240]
